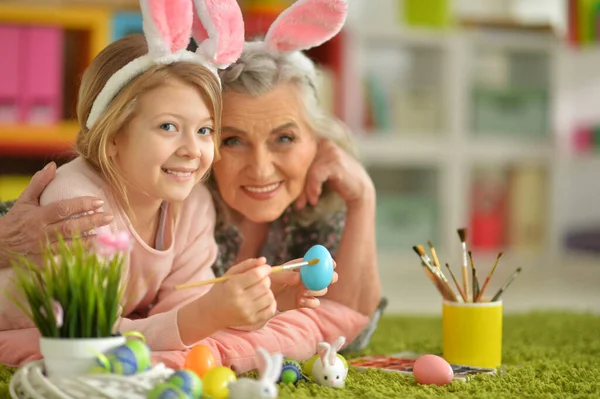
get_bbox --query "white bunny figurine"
[228,347,284,399]
[308,336,348,389]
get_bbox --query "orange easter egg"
[184,344,216,378]
[413,354,454,386]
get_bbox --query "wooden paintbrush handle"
[462,265,469,301]
[176,275,231,289]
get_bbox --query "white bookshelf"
[339,19,600,269]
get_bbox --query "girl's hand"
[204,257,277,328]
[270,258,338,312]
[295,139,375,210]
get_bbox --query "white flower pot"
[40,335,126,378]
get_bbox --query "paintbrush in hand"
[175,258,319,290]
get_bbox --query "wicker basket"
[9,360,175,399]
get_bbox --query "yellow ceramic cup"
[442,300,502,369]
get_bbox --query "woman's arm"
[0,163,111,269]
[330,193,382,316]
[296,139,382,317]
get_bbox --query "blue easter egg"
[147,382,188,399]
[105,340,151,375]
[167,370,203,398]
[301,245,334,291]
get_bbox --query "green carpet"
[2,312,600,398]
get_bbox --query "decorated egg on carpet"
[301,245,334,291]
[202,366,237,399]
[184,344,216,378]
[278,358,306,384]
[167,370,203,398]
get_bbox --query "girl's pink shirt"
[0,157,218,352]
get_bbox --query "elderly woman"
[208,42,385,351]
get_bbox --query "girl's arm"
[117,185,221,350]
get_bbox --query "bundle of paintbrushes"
[413,227,522,303]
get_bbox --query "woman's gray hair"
[210,41,357,226]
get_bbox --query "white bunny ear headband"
[86,0,244,130]
[243,0,349,77]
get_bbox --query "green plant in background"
[7,233,127,339]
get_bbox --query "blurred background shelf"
[0,122,78,156]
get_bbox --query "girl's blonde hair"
[76,34,222,217]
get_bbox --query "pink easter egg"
[413,354,454,386]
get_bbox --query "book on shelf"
[469,165,547,252]
[0,25,21,123]
[21,26,64,124]
[566,0,600,46]
[0,24,64,125]
[506,165,547,251]
[470,168,507,250]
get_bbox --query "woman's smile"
[242,182,282,200]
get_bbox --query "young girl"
[0,0,277,366]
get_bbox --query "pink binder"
[20,26,64,124]
[0,25,22,123]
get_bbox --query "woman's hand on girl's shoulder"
[295,139,375,211]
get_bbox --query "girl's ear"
[106,137,118,157]
[264,0,348,53]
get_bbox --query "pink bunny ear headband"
[243,0,348,77]
[86,0,244,130]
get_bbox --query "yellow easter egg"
[202,366,237,399]
[302,355,318,377]
[303,353,348,377]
